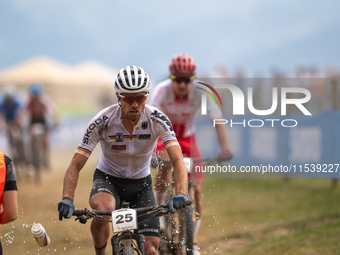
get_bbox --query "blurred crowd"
[0,83,59,182]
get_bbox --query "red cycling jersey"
[149,79,223,179]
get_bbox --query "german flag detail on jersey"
[130,135,138,140]
[109,134,138,141]
[164,140,179,148]
[76,147,92,157]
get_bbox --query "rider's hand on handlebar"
[58,198,75,221]
[218,149,233,162]
[169,194,187,213]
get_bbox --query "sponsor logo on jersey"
[151,117,168,131]
[138,134,151,140]
[83,115,109,144]
[111,145,126,150]
[151,110,174,132]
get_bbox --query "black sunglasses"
[171,75,195,84]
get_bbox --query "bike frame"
[7,124,27,179]
[30,123,46,184]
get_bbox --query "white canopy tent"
[0,56,118,112]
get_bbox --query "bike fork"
[111,234,145,255]
[112,236,120,255]
[139,234,145,255]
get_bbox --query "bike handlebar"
[72,209,109,216]
[72,199,192,217]
[135,199,192,214]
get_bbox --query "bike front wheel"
[178,195,194,255]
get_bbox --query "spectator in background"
[0,84,27,177]
[0,151,18,254]
[0,84,24,142]
[25,83,60,169]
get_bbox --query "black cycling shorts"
[90,169,160,237]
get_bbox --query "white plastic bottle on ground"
[31,223,51,247]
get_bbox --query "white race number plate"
[111,208,137,233]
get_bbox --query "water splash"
[3,231,15,243]
[22,223,33,228]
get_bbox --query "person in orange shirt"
[0,151,18,254]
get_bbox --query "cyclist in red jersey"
[150,54,232,253]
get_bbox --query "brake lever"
[75,216,88,224]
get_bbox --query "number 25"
[115,213,133,224]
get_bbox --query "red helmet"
[169,54,196,77]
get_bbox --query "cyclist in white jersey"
[58,66,189,255]
[150,54,233,254]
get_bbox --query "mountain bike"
[157,157,217,255]
[7,124,28,180]
[30,123,46,184]
[72,200,191,255]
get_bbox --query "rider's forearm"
[173,159,188,196]
[62,166,80,200]
[215,124,230,151]
[167,145,188,196]
[62,154,87,200]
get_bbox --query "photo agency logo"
[197,82,312,128]
[196,81,223,111]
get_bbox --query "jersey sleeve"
[150,108,179,149]
[4,155,18,191]
[149,83,164,109]
[76,113,107,157]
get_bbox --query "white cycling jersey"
[149,79,223,139]
[76,104,178,179]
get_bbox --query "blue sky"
[1,0,340,82]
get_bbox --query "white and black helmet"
[114,66,151,94]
